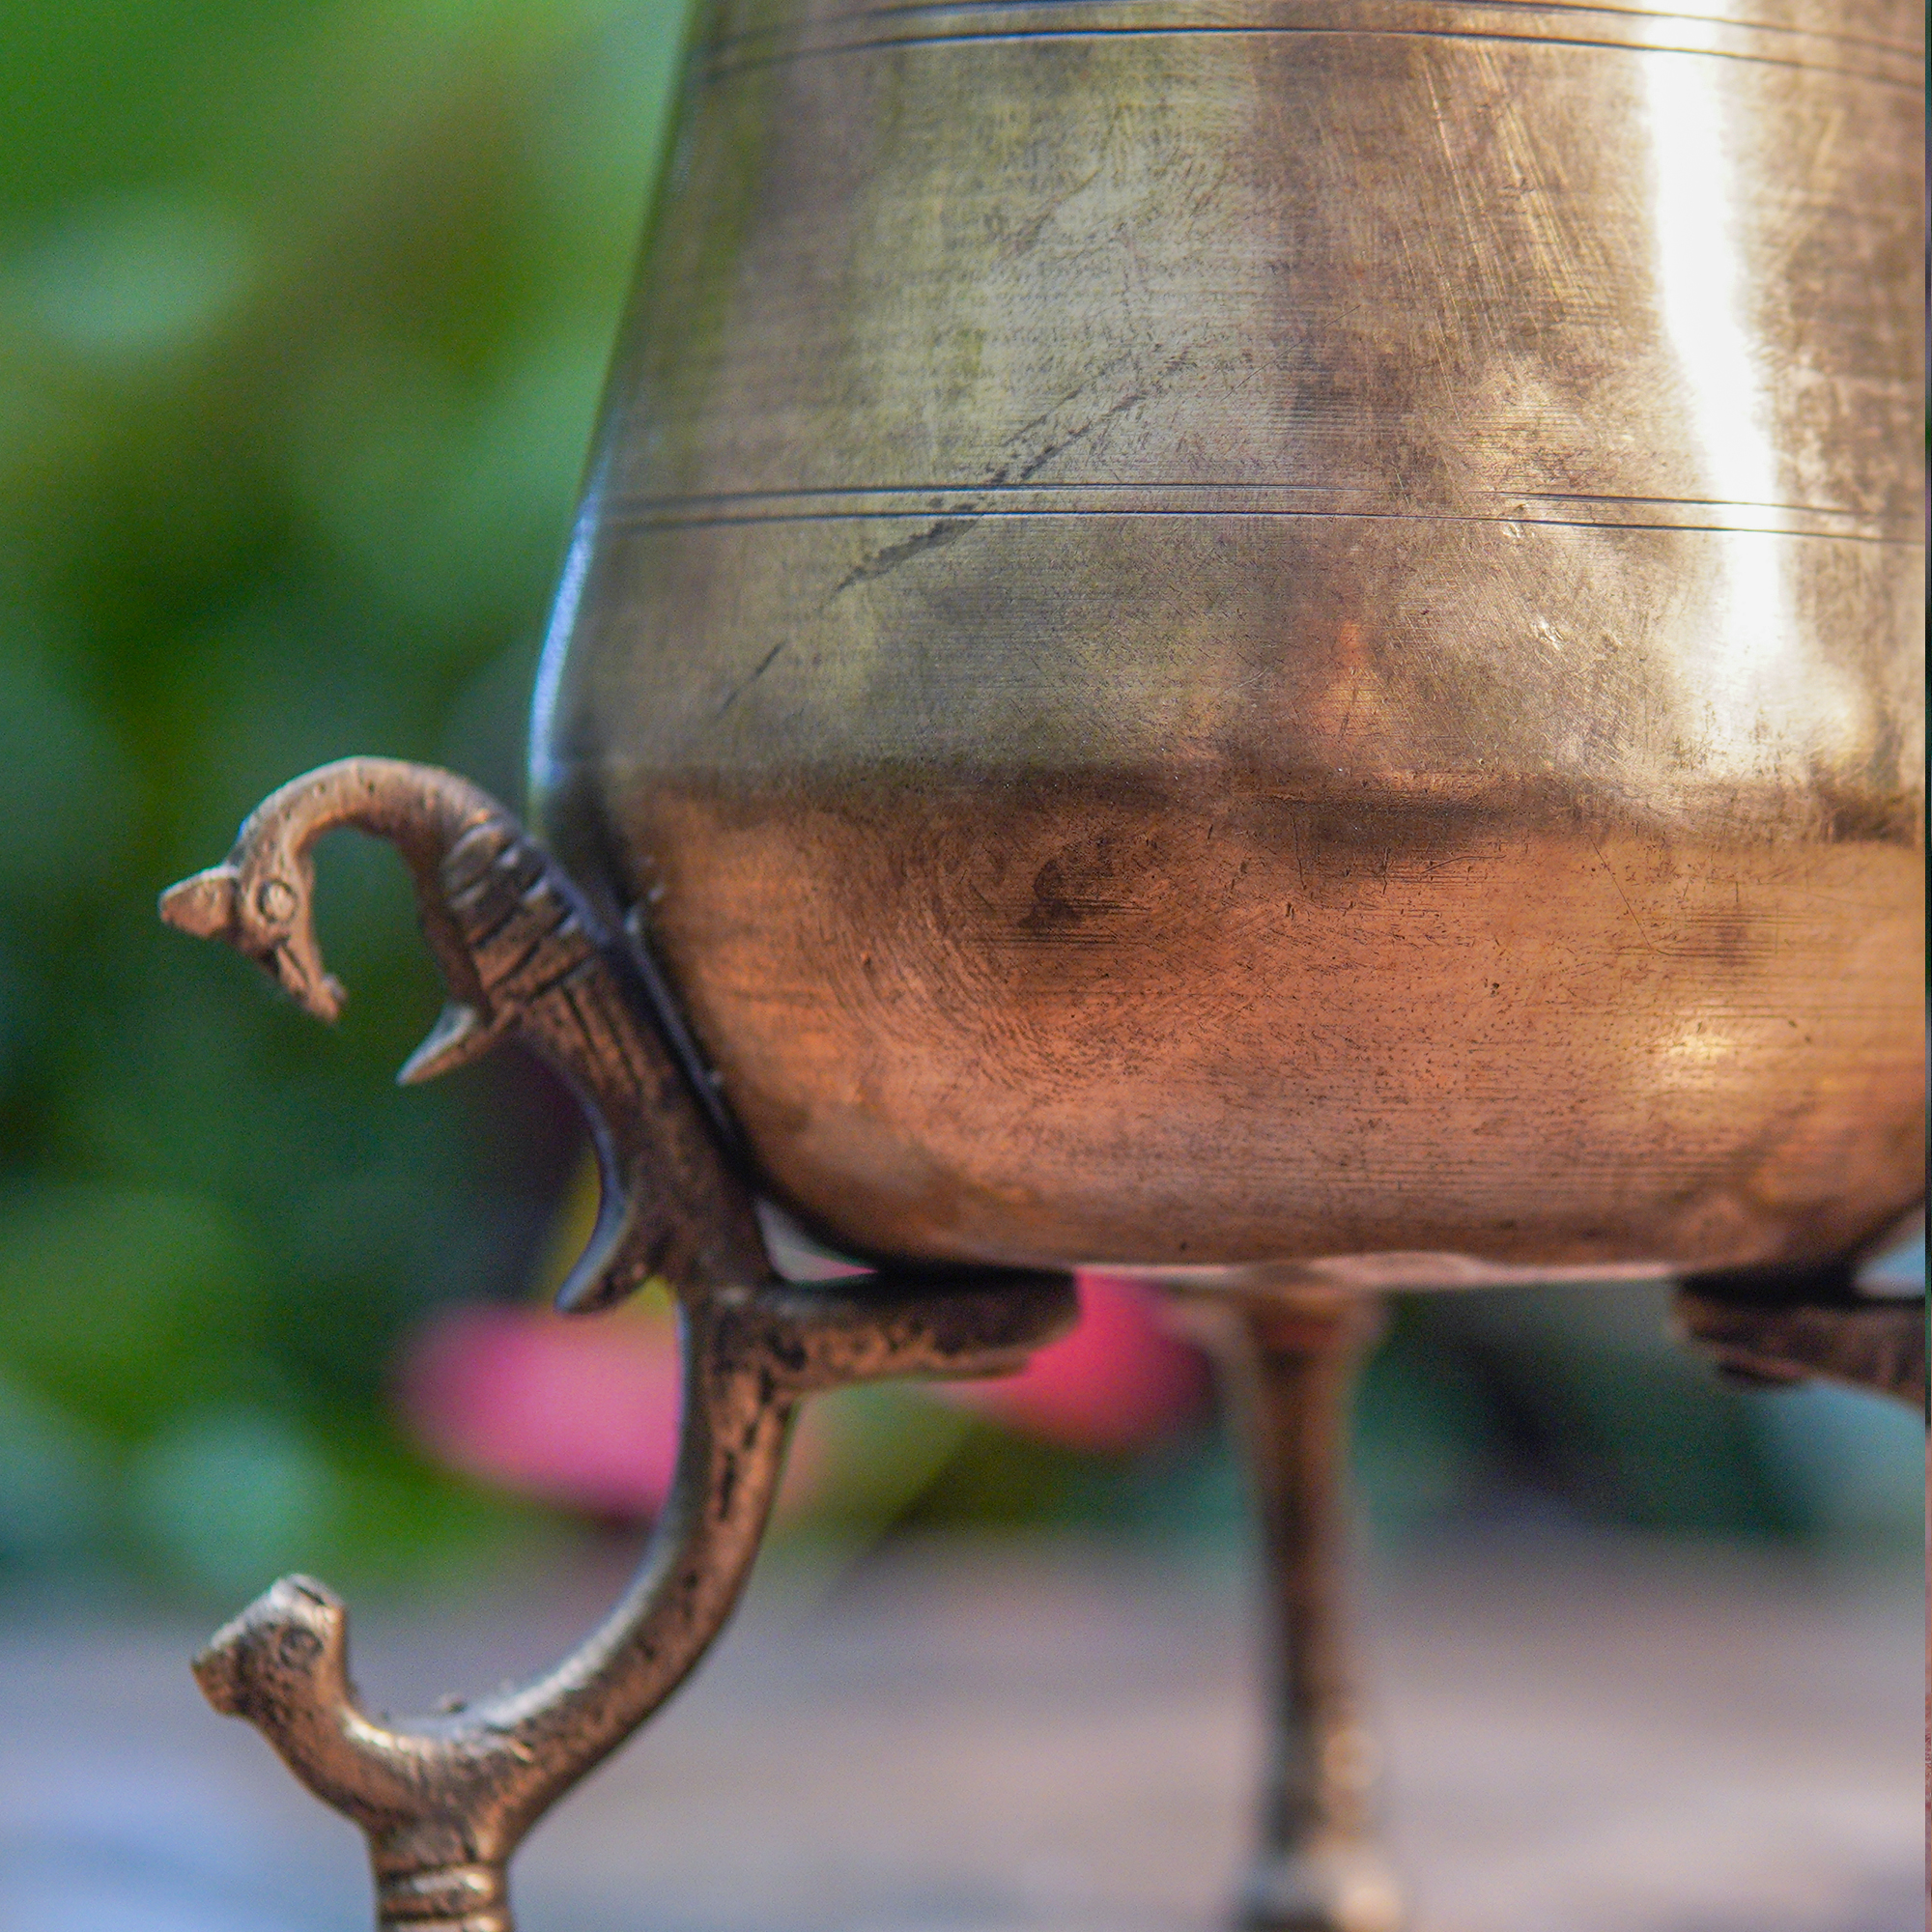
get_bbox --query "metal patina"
[159,0,1923,1923]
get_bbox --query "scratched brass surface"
[532,0,1925,1279]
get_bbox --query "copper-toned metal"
[163,761,1076,1932]
[1213,1294,1400,1932]
[534,0,1923,1285]
[194,1273,1066,1932]
[161,758,767,1304]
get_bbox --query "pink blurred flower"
[397,1303,685,1519]
[398,1271,1208,1517]
[939,1272,1209,1453]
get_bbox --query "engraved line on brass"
[697,24,1921,87]
[694,0,1923,62]
[611,483,1906,531]
[601,504,1919,546]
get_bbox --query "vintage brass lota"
[161,0,1924,1923]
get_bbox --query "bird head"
[193,1573,351,1722]
[160,852,344,1021]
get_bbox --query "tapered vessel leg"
[1220,1293,1402,1932]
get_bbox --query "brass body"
[533,0,1924,1282]
[159,763,1923,1932]
[163,14,1924,1924]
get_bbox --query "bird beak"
[158,866,240,940]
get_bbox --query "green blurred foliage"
[0,0,688,1596]
[0,0,1916,1605]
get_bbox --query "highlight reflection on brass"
[534,0,1924,1284]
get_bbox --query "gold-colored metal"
[533,0,1923,1283]
[163,760,1076,1931]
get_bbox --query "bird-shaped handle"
[160,757,1077,1930]
[159,755,767,1308]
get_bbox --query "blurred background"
[0,0,1921,1615]
[0,9,1923,1930]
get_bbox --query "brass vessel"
[531,0,1924,1285]
[160,2,1924,1925]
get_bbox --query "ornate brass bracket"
[1675,1263,1926,1410]
[162,758,1075,1931]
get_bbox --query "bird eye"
[256,878,298,922]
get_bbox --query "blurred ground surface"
[0,1525,1918,1932]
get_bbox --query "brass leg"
[193,1271,1070,1931]
[1219,1293,1403,1932]
[161,760,1078,1930]
[1674,1259,1927,1406]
